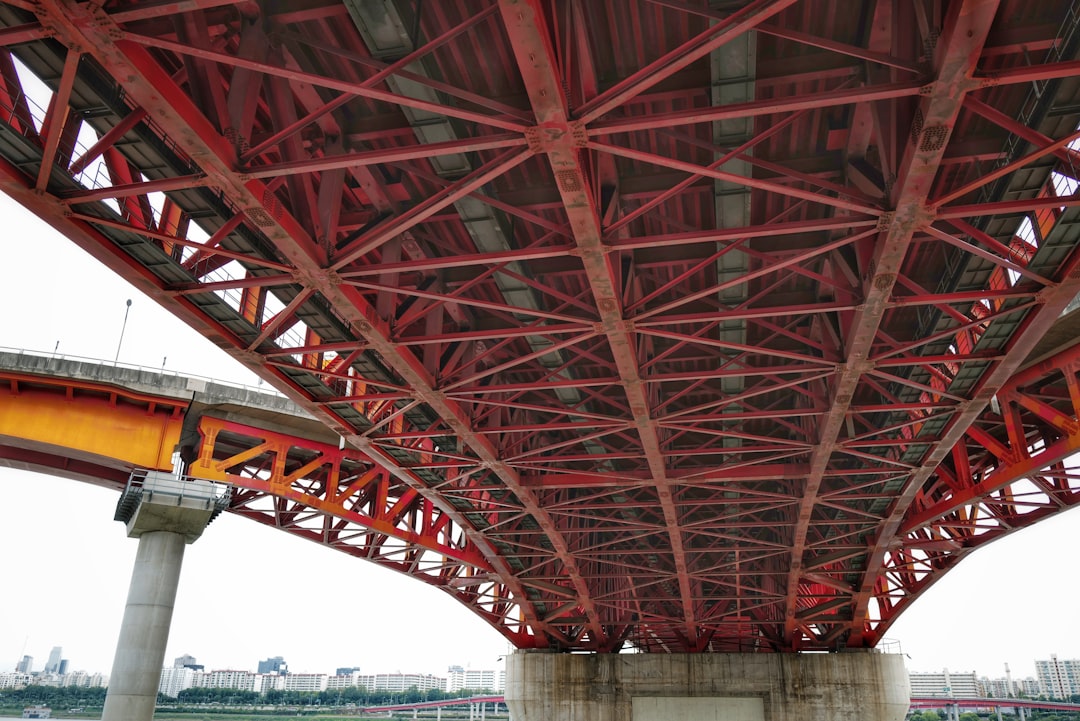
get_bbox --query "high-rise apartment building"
[282,673,328,693]
[158,667,196,698]
[980,676,1017,698]
[193,670,260,692]
[908,669,981,698]
[1035,655,1080,699]
[355,672,446,693]
[0,672,31,689]
[15,655,32,673]
[43,647,62,674]
[447,665,506,693]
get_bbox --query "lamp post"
[115,298,132,362]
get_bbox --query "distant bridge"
[355,695,1080,715]
[910,698,1080,712]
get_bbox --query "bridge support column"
[102,472,229,721]
[506,650,909,721]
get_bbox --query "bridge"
[3,0,1080,718]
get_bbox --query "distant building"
[158,667,195,698]
[57,660,68,676]
[174,654,200,669]
[981,676,1016,698]
[282,673,328,693]
[67,671,109,688]
[0,672,31,689]
[258,674,284,694]
[356,672,446,693]
[1035,655,1080,699]
[44,647,62,675]
[336,666,360,676]
[909,669,980,698]
[1021,677,1041,697]
[193,670,260,692]
[257,656,287,675]
[15,656,33,673]
[327,671,362,690]
[447,665,505,693]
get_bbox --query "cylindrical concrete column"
[102,530,187,721]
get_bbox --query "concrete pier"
[101,472,229,721]
[505,650,909,721]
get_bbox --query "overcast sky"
[2,190,1079,681]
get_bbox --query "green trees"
[0,686,107,709]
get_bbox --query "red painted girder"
[0,22,50,47]
[498,0,692,648]
[648,0,919,73]
[636,227,878,321]
[887,287,1034,308]
[609,215,877,251]
[35,48,79,192]
[962,95,1080,170]
[243,134,528,178]
[591,80,926,136]
[848,223,1080,644]
[901,342,1080,533]
[340,245,576,276]
[119,30,529,135]
[981,58,1080,87]
[576,0,800,123]
[331,149,531,268]
[934,127,1080,206]
[786,0,1002,649]
[937,191,1080,219]
[239,5,511,162]
[62,174,213,204]
[106,0,248,23]
[67,213,292,272]
[67,107,147,176]
[870,398,1080,642]
[171,274,294,296]
[921,225,1052,285]
[590,140,881,216]
[518,464,809,488]
[27,0,562,647]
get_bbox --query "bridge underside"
[3,0,1080,653]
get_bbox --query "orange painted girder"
[0,373,186,471]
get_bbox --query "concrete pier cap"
[505,649,909,721]
[116,470,231,542]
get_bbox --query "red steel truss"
[1,0,1080,652]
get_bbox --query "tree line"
[171,684,496,706]
[0,685,108,708]
[1,684,492,710]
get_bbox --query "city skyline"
[2,195,1080,679]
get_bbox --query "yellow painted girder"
[0,382,185,471]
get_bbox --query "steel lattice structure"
[2,0,1080,653]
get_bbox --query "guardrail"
[0,346,283,397]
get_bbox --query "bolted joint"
[524,121,587,154]
[294,267,343,290]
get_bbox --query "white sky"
[1,190,1079,682]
